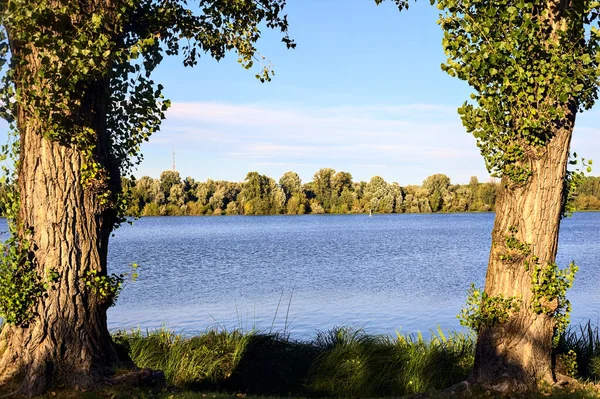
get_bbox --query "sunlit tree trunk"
[0,31,121,396]
[472,114,575,390]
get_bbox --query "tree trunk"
[471,118,575,391]
[0,31,122,396]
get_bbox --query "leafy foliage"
[123,170,510,216]
[0,0,295,186]
[437,0,600,183]
[499,226,532,263]
[81,263,138,307]
[531,261,578,345]
[563,154,594,217]
[0,232,45,326]
[0,135,52,326]
[458,283,521,332]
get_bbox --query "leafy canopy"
[0,0,295,179]
[379,0,600,183]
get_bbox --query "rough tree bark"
[471,113,576,391]
[0,26,122,396]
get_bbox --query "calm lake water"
[102,213,600,338]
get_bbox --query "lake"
[103,212,600,339]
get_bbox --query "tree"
[0,0,294,395]
[336,187,355,213]
[331,171,353,195]
[169,183,185,207]
[477,181,498,212]
[441,0,600,389]
[329,171,354,213]
[279,171,302,200]
[160,170,181,201]
[379,0,600,390]
[422,174,451,212]
[197,179,217,208]
[390,183,404,213]
[132,176,158,209]
[383,0,600,391]
[312,168,336,212]
[365,176,395,213]
[239,172,285,215]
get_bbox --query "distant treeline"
[122,169,600,216]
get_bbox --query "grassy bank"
[114,327,474,397]
[109,322,600,398]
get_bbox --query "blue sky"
[7,0,600,185]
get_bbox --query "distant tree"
[331,171,353,195]
[365,176,395,214]
[576,176,600,198]
[142,202,161,216]
[225,201,240,215]
[423,174,451,212]
[197,179,217,207]
[390,183,404,213]
[309,199,325,214]
[240,172,285,215]
[160,171,182,201]
[468,176,480,208]
[132,176,156,208]
[182,177,198,203]
[169,184,186,207]
[312,168,336,212]
[279,171,303,200]
[122,170,600,217]
[477,182,498,211]
[336,187,355,213]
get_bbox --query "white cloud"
[138,101,494,184]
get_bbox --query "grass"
[307,327,474,397]
[112,321,600,398]
[115,326,475,397]
[15,322,600,398]
[557,321,600,381]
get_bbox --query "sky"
[5,0,600,185]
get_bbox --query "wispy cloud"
[139,101,493,184]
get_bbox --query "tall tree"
[422,174,451,212]
[160,170,182,201]
[279,171,302,200]
[312,168,335,212]
[0,0,294,395]
[331,171,353,195]
[384,0,600,391]
[365,175,395,213]
[240,172,285,215]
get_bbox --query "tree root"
[441,374,588,398]
[109,368,166,390]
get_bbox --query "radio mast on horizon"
[172,148,176,172]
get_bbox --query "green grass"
[16,322,600,398]
[115,326,475,397]
[307,327,474,397]
[111,322,600,398]
[557,321,600,381]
